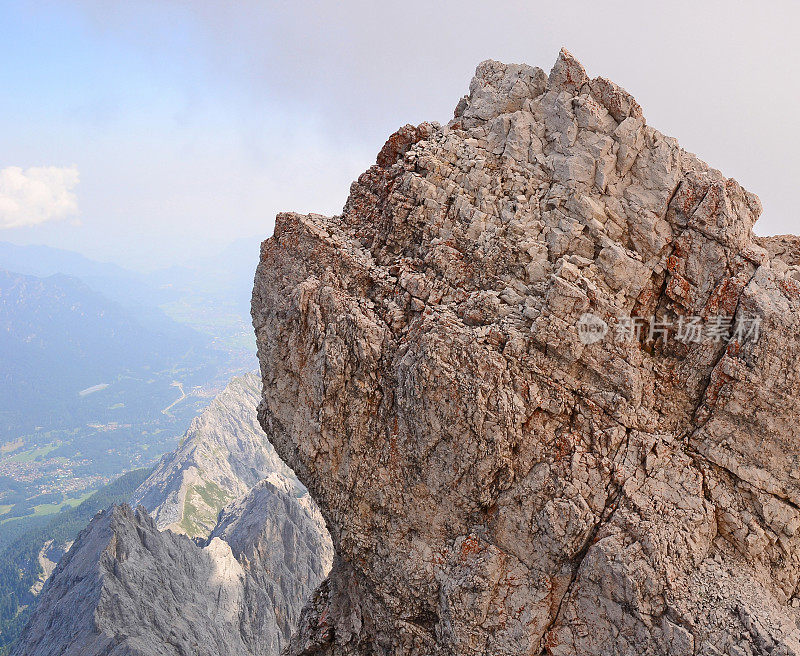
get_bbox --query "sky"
[0,0,797,270]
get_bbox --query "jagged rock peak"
[13,504,253,656]
[209,473,334,597]
[13,478,332,656]
[253,50,800,655]
[451,48,642,131]
[131,372,300,538]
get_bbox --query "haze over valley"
[0,239,259,534]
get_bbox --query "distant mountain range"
[0,238,262,333]
[0,241,159,306]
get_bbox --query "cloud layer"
[0,166,80,229]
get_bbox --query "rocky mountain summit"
[131,372,299,538]
[252,50,800,655]
[13,478,332,656]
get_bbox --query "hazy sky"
[0,0,797,270]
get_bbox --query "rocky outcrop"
[27,540,64,596]
[252,50,800,655]
[131,372,299,538]
[13,477,332,656]
[209,474,334,646]
[14,504,252,656]
[757,235,800,269]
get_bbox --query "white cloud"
[0,165,80,229]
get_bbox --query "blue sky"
[1,1,797,270]
[0,1,373,268]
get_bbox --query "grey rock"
[13,371,333,656]
[13,479,332,656]
[131,372,298,538]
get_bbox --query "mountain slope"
[0,268,217,437]
[12,479,332,656]
[130,372,296,538]
[0,269,188,391]
[209,475,334,652]
[13,505,256,656]
[0,469,153,655]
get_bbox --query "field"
[0,369,229,529]
[6,443,60,464]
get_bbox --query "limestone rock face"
[252,50,800,655]
[14,505,254,656]
[131,372,299,538]
[13,480,332,656]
